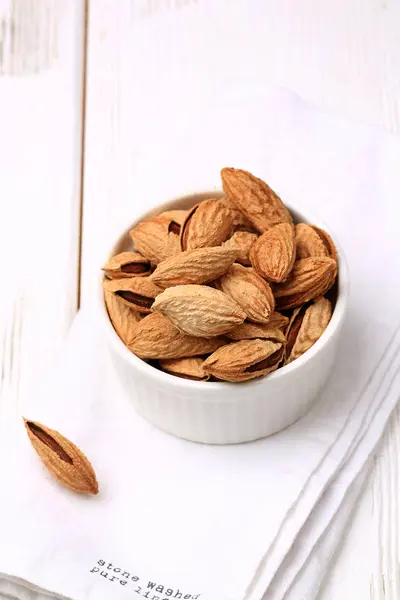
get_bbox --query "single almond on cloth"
[274,257,337,310]
[203,339,284,382]
[295,223,337,261]
[130,217,181,264]
[215,263,275,324]
[159,357,209,381]
[104,288,142,344]
[152,284,246,337]
[149,246,238,287]
[222,231,259,265]
[24,419,98,495]
[180,199,233,250]
[285,297,332,364]
[128,313,226,359]
[221,167,292,232]
[103,277,163,314]
[102,251,151,279]
[226,321,286,342]
[250,223,296,282]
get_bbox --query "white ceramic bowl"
[97,190,348,445]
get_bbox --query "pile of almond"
[102,168,338,383]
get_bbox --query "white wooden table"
[1,1,399,598]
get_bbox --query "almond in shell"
[226,321,286,342]
[158,209,189,232]
[203,339,284,382]
[102,251,151,279]
[250,223,296,282]
[221,167,292,232]
[130,217,181,265]
[159,357,209,381]
[103,277,163,314]
[222,231,259,266]
[180,199,233,250]
[285,297,332,364]
[268,311,290,331]
[274,257,337,310]
[149,246,238,288]
[152,284,246,337]
[24,419,98,495]
[104,288,142,344]
[128,313,226,359]
[295,224,337,262]
[312,226,337,262]
[216,263,275,324]
[219,194,255,230]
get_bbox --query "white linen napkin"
[1,85,400,600]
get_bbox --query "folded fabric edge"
[283,462,371,600]
[245,322,400,600]
[267,355,400,600]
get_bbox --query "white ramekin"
[97,190,349,444]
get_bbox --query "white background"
[1,1,400,598]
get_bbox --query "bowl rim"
[97,188,349,394]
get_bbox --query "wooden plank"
[0,0,85,425]
[81,2,400,599]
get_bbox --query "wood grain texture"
[0,0,85,429]
[0,0,59,75]
[81,2,400,599]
